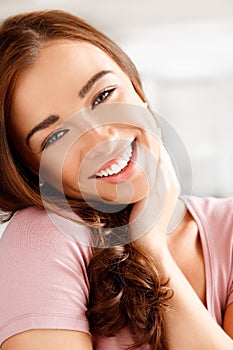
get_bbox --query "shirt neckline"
[179,195,214,317]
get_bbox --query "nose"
[83,125,120,159]
[92,125,119,139]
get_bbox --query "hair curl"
[0,10,173,349]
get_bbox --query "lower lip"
[96,142,137,184]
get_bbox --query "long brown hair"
[0,10,172,349]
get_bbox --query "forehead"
[11,40,126,132]
[14,39,121,105]
[31,39,119,72]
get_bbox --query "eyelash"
[41,87,116,150]
[41,129,69,150]
[91,86,116,109]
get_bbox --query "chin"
[99,187,149,206]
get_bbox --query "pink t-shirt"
[0,196,232,349]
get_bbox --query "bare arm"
[132,143,233,349]
[1,329,93,350]
[162,250,233,349]
[223,303,233,339]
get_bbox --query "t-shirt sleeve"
[0,208,91,346]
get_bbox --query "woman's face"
[10,40,160,204]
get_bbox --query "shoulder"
[181,195,233,261]
[0,206,92,285]
[182,195,233,232]
[1,206,92,262]
[0,207,92,346]
[182,195,233,214]
[1,206,64,244]
[1,206,52,238]
[0,206,92,288]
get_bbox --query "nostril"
[95,125,119,138]
[106,126,119,136]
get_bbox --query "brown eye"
[92,87,116,109]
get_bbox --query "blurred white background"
[0,0,233,235]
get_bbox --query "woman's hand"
[129,140,180,256]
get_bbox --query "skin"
[3,40,233,349]
[10,40,154,203]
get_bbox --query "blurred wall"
[117,20,233,197]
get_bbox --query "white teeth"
[96,143,133,178]
[99,170,108,177]
[118,159,128,168]
[106,167,114,175]
[122,147,132,160]
[111,164,121,174]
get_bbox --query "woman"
[0,10,232,350]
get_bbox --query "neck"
[167,197,187,234]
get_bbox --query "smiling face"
[9,40,160,204]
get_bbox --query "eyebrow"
[25,70,112,147]
[78,70,112,98]
[26,114,60,147]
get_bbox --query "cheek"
[38,143,81,195]
[62,157,80,189]
[60,146,83,195]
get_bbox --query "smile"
[95,141,134,178]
